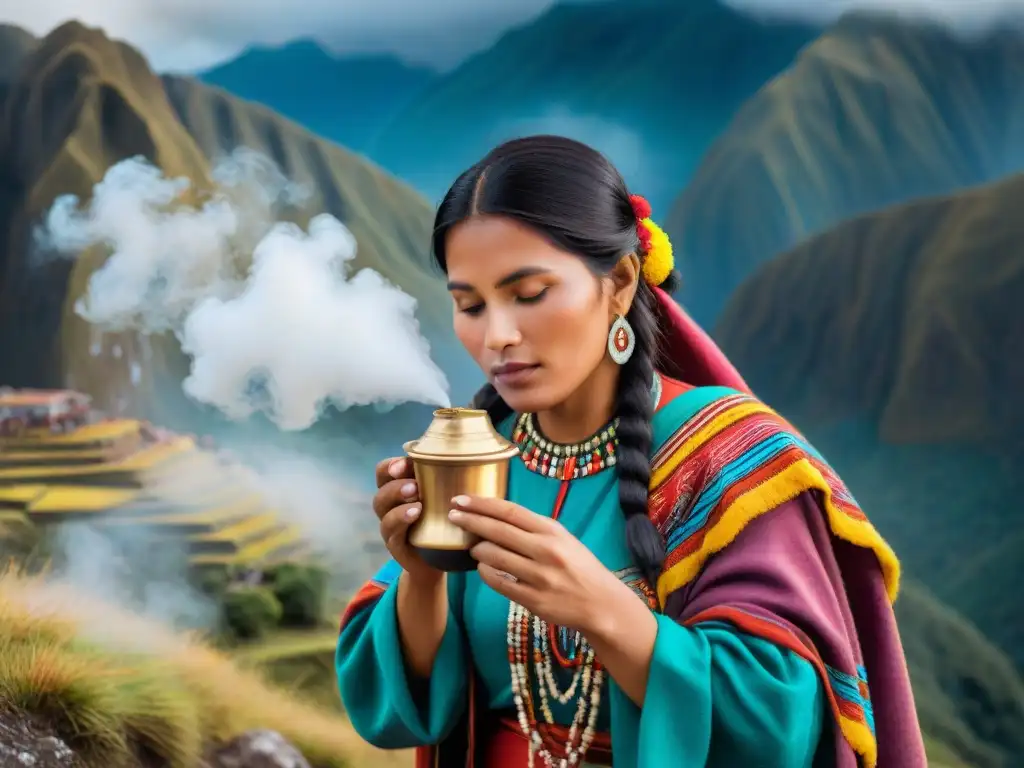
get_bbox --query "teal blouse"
[337,409,825,767]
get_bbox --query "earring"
[607,314,634,365]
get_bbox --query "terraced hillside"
[0,398,306,571]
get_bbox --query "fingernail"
[448,509,463,521]
[389,459,406,478]
[400,482,417,498]
[406,505,421,520]
[451,495,470,507]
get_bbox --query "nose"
[484,306,521,351]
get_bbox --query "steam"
[37,148,450,429]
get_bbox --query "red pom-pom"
[637,221,653,252]
[629,194,652,221]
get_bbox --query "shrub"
[223,586,282,640]
[192,567,230,599]
[269,564,327,628]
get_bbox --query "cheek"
[530,292,609,363]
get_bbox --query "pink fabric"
[651,287,751,393]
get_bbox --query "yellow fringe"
[655,457,895,768]
[841,715,878,768]
[656,458,901,607]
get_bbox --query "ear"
[607,252,641,316]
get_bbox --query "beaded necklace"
[512,413,618,481]
[506,413,619,766]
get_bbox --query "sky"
[3,0,1024,73]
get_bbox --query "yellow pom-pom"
[640,218,673,287]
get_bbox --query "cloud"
[5,0,1023,72]
[725,0,1024,34]
[3,0,562,71]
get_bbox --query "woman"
[336,136,927,767]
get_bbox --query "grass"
[230,628,340,665]
[0,569,411,768]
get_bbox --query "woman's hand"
[372,457,440,585]
[448,495,626,634]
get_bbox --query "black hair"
[431,134,681,587]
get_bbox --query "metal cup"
[403,407,519,572]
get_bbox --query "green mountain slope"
[667,12,1024,325]
[899,583,1024,767]
[197,40,437,154]
[368,0,816,208]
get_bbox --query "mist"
[37,148,450,429]
[47,522,220,632]
[27,148,447,631]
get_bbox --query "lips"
[492,362,536,376]
[491,362,540,388]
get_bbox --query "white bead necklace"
[507,599,604,767]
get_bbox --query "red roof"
[0,389,88,407]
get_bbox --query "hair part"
[434,135,679,586]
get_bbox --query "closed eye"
[517,287,550,305]
[458,303,485,316]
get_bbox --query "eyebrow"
[447,267,552,292]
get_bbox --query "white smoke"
[36,149,450,429]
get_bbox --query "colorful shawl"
[648,386,925,767]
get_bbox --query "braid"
[470,285,666,588]
[614,282,666,587]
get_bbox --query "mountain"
[197,40,437,154]
[667,12,1024,325]
[714,170,1024,677]
[366,0,817,208]
[0,23,37,82]
[897,582,1024,768]
[0,22,466,463]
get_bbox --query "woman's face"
[445,215,632,414]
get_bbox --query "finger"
[380,503,422,545]
[451,495,551,533]
[375,457,413,489]
[470,540,543,585]
[478,562,540,604]
[449,509,538,557]
[372,477,419,519]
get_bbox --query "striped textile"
[649,389,898,767]
[648,391,899,606]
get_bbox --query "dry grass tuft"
[0,569,408,768]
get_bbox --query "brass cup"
[403,407,519,572]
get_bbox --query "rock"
[0,710,80,768]
[204,730,311,768]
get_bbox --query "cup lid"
[404,408,519,463]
